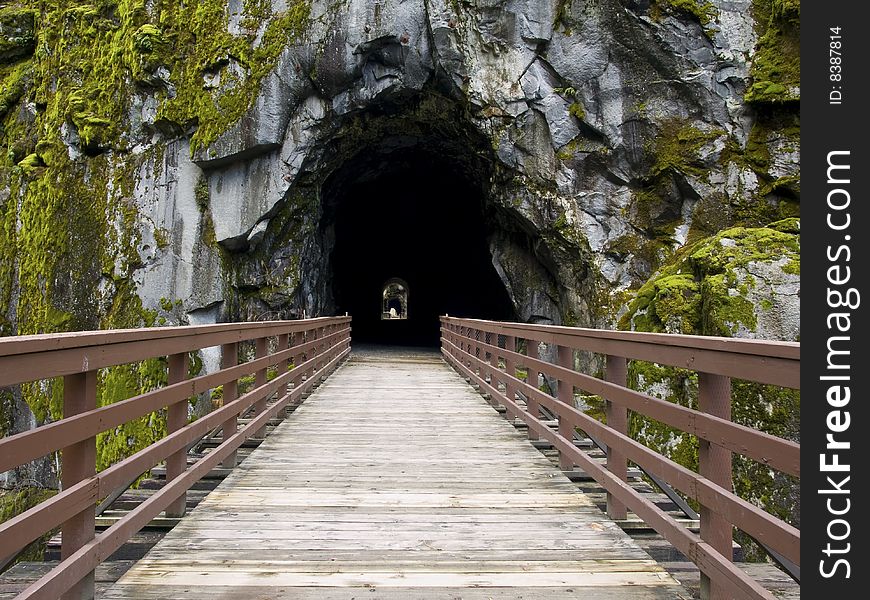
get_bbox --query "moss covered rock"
[0,7,35,65]
[745,0,800,104]
[620,219,799,560]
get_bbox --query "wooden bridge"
[0,316,800,599]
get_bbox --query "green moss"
[745,0,800,104]
[620,224,799,335]
[651,0,717,25]
[0,387,11,437]
[0,60,31,121]
[650,0,718,38]
[567,102,585,121]
[16,152,43,173]
[0,7,36,64]
[554,0,572,33]
[713,111,800,233]
[621,223,801,560]
[157,0,312,154]
[96,356,168,475]
[650,120,724,180]
[0,487,57,564]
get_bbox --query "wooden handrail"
[440,316,799,600]
[459,331,800,476]
[449,317,799,388]
[0,317,352,599]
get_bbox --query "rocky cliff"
[0,0,799,556]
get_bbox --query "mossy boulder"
[0,8,35,64]
[745,0,800,104]
[621,220,799,337]
[620,220,800,560]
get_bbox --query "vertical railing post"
[288,331,297,376]
[525,339,539,440]
[699,372,733,600]
[277,331,290,399]
[456,325,462,360]
[467,327,474,371]
[488,332,498,396]
[220,342,238,468]
[473,329,481,377]
[504,335,516,420]
[253,337,268,439]
[61,370,97,600]
[329,321,337,358]
[165,353,189,518]
[319,324,327,369]
[305,328,315,381]
[557,345,574,471]
[323,324,330,367]
[605,355,628,520]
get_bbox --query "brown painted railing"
[440,316,799,600]
[0,316,351,600]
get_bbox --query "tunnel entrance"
[325,144,516,346]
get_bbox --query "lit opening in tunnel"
[324,146,516,346]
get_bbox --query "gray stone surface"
[115,0,798,334]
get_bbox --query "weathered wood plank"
[103,350,686,598]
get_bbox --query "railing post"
[323,323,334,367]
[504,335,516,420]
[288,331,298,377]
[165,353,189,518]
[525,339,539,440]
[557,345,574,471]
[308,327,318,380]
[320,325,329,372]
[605,355,628,520]
[488,332,498,396]
[699,372,733,600]
[467,327,474,372]
[277,332,290,400]
[253,337,268,439]
[61,370,97,600]
[220,342,238,468]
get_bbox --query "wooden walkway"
[102,348,687,599]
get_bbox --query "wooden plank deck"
[102,348,688,599]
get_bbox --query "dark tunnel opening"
[324,146,516,346]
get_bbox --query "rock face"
[1,0,799,537]
[0,0,800,333]
[619,218,800,559]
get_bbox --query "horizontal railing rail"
[440,316,799,600]
[0,316,351,600]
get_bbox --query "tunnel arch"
[316,94,518,345]
[381,278,409,320]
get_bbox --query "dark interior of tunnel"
[325,144,516,346]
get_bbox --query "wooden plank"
[103,350,686,598]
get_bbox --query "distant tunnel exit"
[324,145,515,346]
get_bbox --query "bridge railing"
[0,316,351,600]
[440,316,799,600]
